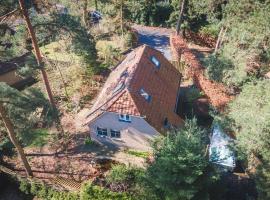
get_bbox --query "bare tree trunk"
[18,0,55,107]
[120,0,124,38]
[0,104,33,177]
[214,26,224,54]
[219,26,227,50]
[94,0,98,10]
[83,0,88,27]
[176,0,186,35]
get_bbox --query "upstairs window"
[111,129,121,138]
[119,114,131,122]
[97,127,107,136]
[164,117,169,127]
[150,56,160,69]
[164,117,171,128]
[140,88,151,102]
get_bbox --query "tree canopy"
[144,119,216,200]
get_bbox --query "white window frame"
[119,114,131,122]
[110,129,121,138]
[97,127,108,137]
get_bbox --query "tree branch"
[0,8,20,22]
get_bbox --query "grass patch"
[125,149,150,159]
[23,129,50,148]
[40,40,81,63]
[84,137,95,146]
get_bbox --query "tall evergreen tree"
[0,103,32,176]
[176,0,186,35]
[0,83,54,176]
[18,0,55,107]
[144,119,216,200]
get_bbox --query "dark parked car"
[88,11,102,24]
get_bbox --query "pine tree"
[18,0,55,107]
[145,119,215,200]
[0,103,32,176]
[0,83,54,176]
[176,0,186,35]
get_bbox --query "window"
[164,117,169,127]
[139,88,151,102]
[111,129,121,138]
[150,56,160,68]
[163,117,171,128]
[119,114,131,122]
[97,127,107,136]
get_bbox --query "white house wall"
[88,112,159,151]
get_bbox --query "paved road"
[132,25,174,60]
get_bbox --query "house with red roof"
[86,45,184,151]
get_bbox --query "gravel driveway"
[132,25,175,60]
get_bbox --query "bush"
[19,179,79,200]
[203,55,234,84]
[19,178,136,200]
[256,163,270,200]
[150,1,173,26]
[0,137,14,160]
[126,149,150,159]
[80,182,133,200]
[185,86,204,103]
[124,32,137,48]
[106,165,143,185]
[19,179,31,195]
[199,24,220,38]
[84,137,95,146]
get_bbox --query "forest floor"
[3,101,146,185]
[3,70,145,187]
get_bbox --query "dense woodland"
[0,0,270,199]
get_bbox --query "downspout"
[174,75,182,113]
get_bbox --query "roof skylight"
[139,88,151,102]
[150,56,160,68]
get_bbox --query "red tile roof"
[107,91,140,116]
[86,45,184,132]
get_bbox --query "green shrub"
[124,32,137,48]
[80,182,133,200]
[30,181,39,195]
[19,178,135,200]
[185,87,204,102]
[106,164,144,188]
[19,179,79,200]
[199,24,220,38]
[126,149,150,158]
[84,137,94,146]
[0,137,14,160]
[203,54,234,84]
[19,179,31,195]
[107,165,131,184]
